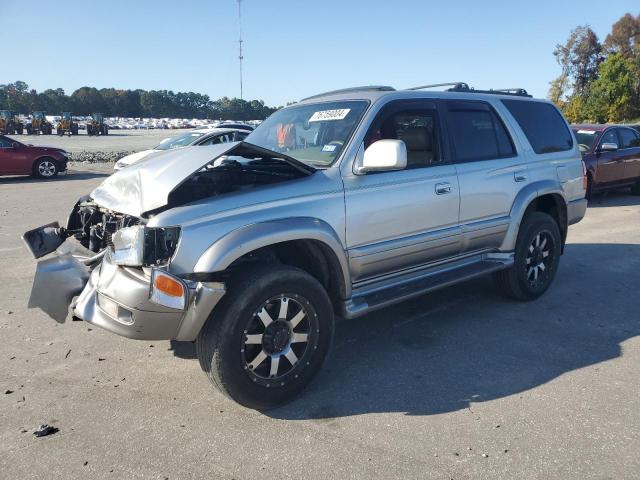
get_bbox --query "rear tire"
[196,265,334,410]
[495,212,561,301]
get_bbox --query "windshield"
[244,101,369,167]
[572,129,599,153]
[155,131,205,150]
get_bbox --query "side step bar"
[341,253,513,319]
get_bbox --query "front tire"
[196,266,334,410]
[34,158,59,178]
[631,181,640,195]
[495,212,561,301]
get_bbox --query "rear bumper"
[28,245,225,341]
[567,197,588,225]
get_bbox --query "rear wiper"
[235,142,316,175]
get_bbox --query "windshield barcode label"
[309,109,351,122]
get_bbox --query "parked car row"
[4,112,261,134]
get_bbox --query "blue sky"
[2,0,638,106]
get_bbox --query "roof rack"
[301,85,395,101]
[407,82,470,91]
[407,82,531,97]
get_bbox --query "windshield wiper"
[235,142,316,175]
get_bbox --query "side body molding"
[500,180,567,252]
[193,217,352,298]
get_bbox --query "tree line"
[550,12,640,123]
[0,82,279,120]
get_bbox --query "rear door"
[617,127,640,181]
[446,100,522,253]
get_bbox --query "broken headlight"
[112,226,180,267]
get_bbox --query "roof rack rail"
[301,85,395,101]
[407,82,470,91]
[406,82,532,97]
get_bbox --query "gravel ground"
[0,170,639,479]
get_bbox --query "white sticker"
[322,144,337,152]
[577,130,596,135]
[309,109,351,122]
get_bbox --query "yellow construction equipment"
[86,113,109,136]
[56,112,79,136]
[0,110,24,135]
[26,111,53,135]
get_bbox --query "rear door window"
[619,128,640,148]
[445,101,515,162]
[502,100,573,154]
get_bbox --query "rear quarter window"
[502,100,573,154]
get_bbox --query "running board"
[341,253,513,319]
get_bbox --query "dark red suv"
[0,135,69,178]
[572,124,640,198]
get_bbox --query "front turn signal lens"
[150,269,187,310]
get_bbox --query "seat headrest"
[401,127,430,151]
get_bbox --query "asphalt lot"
[7,129,177,153]
[1,170,639,479]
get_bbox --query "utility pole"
[237,0,244,100]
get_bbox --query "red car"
[572,124,640,198]
[0,135,69,178]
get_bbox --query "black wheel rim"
[241,294,318,387]
[525,230,555,288]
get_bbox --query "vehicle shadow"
[169,339,197,359]
[255,242,639,419]
[0,172,109,185]
[588,188,640,208]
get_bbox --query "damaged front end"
[23,141,309,340]
[23,199,183,326]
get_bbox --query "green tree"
[554,25,602,96]
[604,13,640,59]
[584,53,640,123]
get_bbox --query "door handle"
[514,171,527,182]
[435,182,452,195]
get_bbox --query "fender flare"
[500,180,567,251]
[193,217,352,298]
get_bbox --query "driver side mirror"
[11,142,19,149]
[355,139,407,174]
[600,142,618,152]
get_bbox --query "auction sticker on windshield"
[577,130,597,134]
[309,109,351,122]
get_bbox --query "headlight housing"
[111,225,180,267]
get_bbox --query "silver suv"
[24,83,587,409]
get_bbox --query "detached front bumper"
[29,245,225,341]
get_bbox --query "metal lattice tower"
[237,0,244,100]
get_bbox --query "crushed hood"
[90,142,314,217]
[92,143,239,217]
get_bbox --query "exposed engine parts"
[68,200,140,253]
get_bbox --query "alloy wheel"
[525,230,554,287]
[241,294,317,386]
[38,160,56,177]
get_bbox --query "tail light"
[582,161,587,191]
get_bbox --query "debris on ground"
[98,358,105,361]
[33,424,59,437]
[65,349,72,359]
[5,389,14,394]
